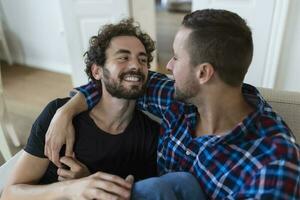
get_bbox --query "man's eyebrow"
[114,49,131,55]
[114,49,147,57]
[138,52,147,57]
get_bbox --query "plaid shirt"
[77,71,300,199]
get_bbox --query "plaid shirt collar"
[180,83,294,145]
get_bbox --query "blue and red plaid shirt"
[77,71,300,199]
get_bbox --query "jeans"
[132,172,206,200]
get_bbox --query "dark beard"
[174,84,198,103]
[174,87,191,102]
[102,67,146,99]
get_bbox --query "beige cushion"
[258,87,300,142]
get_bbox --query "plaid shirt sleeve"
[137,71,175,118]
[73,71,175,113]
[74,81,100,110]
[234,159,300,199]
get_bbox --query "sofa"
[0,87,300,193]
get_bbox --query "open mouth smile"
[123,74,143,82]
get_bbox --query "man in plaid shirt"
[45,9,300,199]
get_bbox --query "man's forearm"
[1,182,69,200]
[59,92,88,117]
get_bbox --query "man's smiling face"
[101,35,149,99]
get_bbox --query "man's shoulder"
[34,97,71,126]
[45,97,70,111]
[256,109,293,138]
[246,112,300,161]
[24,97,71,158]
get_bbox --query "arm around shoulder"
[44,92,89,167]
[137,71,175,118]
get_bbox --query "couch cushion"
[258,87,300,142]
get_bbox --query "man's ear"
[196,63,215,84]
[91,64,102,80]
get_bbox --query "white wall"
[276,0,300,92]
[2,0,298,92]
[0,0,9,61]
[1,0,156,83]
[0,1,4,19]
[0,0,71,74]
[60,0,156,86]
[131,0,157,69]
[191,0,300,92]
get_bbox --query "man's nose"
[129,58,142,70]
[166,59,173,72]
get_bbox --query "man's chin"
[105,81,146,100]
[174,90,191,103]
[117,91,143,100]
[174,90,185,101]
[174,96,186,103]
[113,87,145,100]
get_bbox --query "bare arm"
[45,92,88,167]
[1,151,67,200]
[1,151,133,200]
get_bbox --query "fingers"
[65,134,75,157]
[84,188,120,200]
[91,178,131,199]
[45,130,62,167]
[51,143,62,168]
[125,175,134,184]
[59,156,91,179]
[57,168,74,180]
[57,168,73,178]
[60,156,80,170]
[63,173,131,200]
[44,109,76,168]
[93,172,132,190]
[58,175,67,182]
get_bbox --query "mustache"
[119,70,146,81]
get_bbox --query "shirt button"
[186,150,191,156]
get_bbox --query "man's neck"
[89,88,136,135]
[193,85,254,137]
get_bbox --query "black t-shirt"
[24,98,159,184]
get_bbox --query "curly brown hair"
[84,18,155,81]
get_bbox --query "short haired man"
[45,10,300,199]
[2,19,199,200]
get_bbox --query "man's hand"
[44,108,75,167]
[64,172,134,200]
[57,156,91,181]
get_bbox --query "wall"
[276,0,300,92]
[131,0,157,69]
[191,0,300,92]
[0,1,4,19]
[0,0,71,74]
[1,0,156,83]
[0,0,8,61]
[2,0,299,92]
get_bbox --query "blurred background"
[1,0,300,164]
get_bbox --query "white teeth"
[124,75,141,82]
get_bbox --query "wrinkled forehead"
[108,36,146,55]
